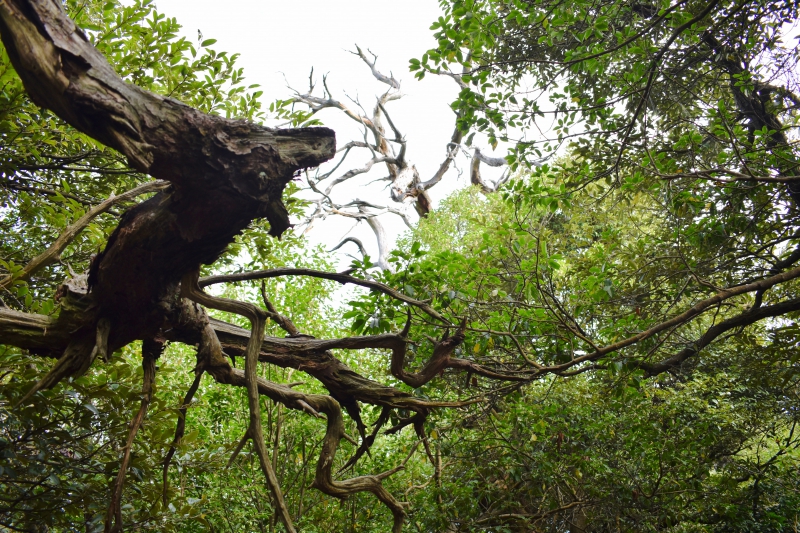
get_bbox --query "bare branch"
[336,140,373,153]
[438,69,469,90]
[260,282,301,337]
[330,236,368,258]
[174,289,418,533]
[420,127,464,190]
[352,45,400,90]
[322,154,396,195]
[364,207,391,271]
[470,147,509,193]
[377,101,406,165]
[339,407,392,473]
[292,92,380,136]
[0,180,169,290]
[473,147,507,168]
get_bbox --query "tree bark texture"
[0,0,335,351]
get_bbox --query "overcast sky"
[154,0,502,265]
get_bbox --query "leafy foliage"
[417,0,800,174]
[384,181,800,531]
[1,0,799,531]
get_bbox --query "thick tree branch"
[471,147,510,193]
[0,0,334,234]
[364,206,391,271]
[420,127,464,190]
[0,0,336,359]
[640,297,800,376]
[541,263,800,372]
[174,282,415,533]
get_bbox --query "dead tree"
[291,46,512,267]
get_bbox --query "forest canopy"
[1,0,798,532]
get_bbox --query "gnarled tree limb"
[181,269,296,533]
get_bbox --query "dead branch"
[330,236,368,258]
[352,45,400,90]
[419,127,464,190]
[364,206,391,270]
[471,148,510,193]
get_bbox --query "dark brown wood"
[0,0,335,368]
[0,2,469,529]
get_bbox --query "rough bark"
[0,0,335,364]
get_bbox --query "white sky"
[154,0,505,267]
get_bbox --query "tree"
[383,186,800,531]
[276,45,511,270]
[1,0,799,531]
[418,0,800,180]
[394,0,800,371]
